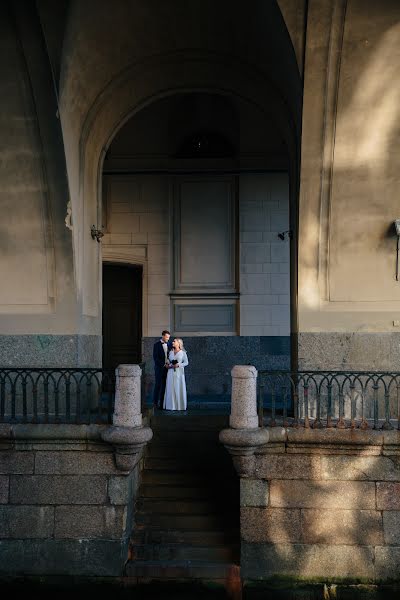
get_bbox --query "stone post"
[230,365,259,429]
[101,364,152,472]
[220,365,269,477]
[113,364,142,428]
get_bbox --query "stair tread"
[129,416,239,578]
[130,543,238,563]
[125,559,240,579]
[127,560,237,566]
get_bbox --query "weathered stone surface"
[269,480,375,509]
[382,430,400,449]
[0,452,34,474]
[101,425,153,446]
[321,455,400,481]
[301,509,384,545]
[256,454,321,480]
[0,506,54,538]
[10,475,107,504]
[232,455,256,477]
[240,478,269,507]
[108,475,130,505]
[220,427,269,462]
[230,365,258,429]
[32,443,87,451]
[298,333,400,372]
[241,508,301,543]
[264,427,287,444]
[34,451,117,474]
[0,476,9,503]
[0,335,101,369]
[55,505,127,539]
[142,336,290,396]
[376,482,400,510]
[287,428,384,448]
[0,425,12,440]
[12,423,104,440]
[113,364,142,428]
[108,472,141,505]
[0,538,128,576]
[383,511,400,545]
[241,542,375,580]
[375,546,400,581]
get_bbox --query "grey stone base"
[0,538,129,576]
[0,335,102,368]
[242,542,400,583]
[142,336,291,397]
[299,332,400,371]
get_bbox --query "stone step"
[136,498,220,515]
[147,443,223,459]
[140,484,221,499]
[130,543,237,562]
[131,528,239,547]
[150,415,229,431]
[151,430,220,444]
[144,456,232,471]
[142,467,238,486]
[135,512,231,530]
[142,469,212,486]
[125,559,240,581]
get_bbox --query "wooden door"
[102,264,142,370]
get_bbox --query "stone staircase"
[126,412,240,585]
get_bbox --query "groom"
[152,330,172,409]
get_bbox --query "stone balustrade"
[0,364,152,577]
[220,365,400,586]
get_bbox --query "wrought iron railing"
[0,368,117,425]
[257,371,400,430]
[0,363,147,425]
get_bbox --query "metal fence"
[258,371,400,430]
[0,364,147,425]
[0,368,118,425]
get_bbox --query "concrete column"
[113,364,142,428]
[230,365,258,429]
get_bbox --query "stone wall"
[0,424,142,576]
[142,336,290,398]
[239,173,290,337]
[238,428,400,583]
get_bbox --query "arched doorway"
[101,91,293,400]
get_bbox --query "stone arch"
[78,53,300,326]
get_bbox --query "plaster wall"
[298,0,400,368]
[240,173,290,337]
[0,3,97,366]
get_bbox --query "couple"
[153,330,189,411]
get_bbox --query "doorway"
[102,263,143,370]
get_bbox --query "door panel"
[102,264,142,369]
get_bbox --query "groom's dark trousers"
[153,340,171,409]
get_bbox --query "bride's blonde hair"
[174,338,185,351]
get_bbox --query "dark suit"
[153,339,172,408]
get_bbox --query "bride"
[163,338,189,411]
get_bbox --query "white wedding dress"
[163,350,189,411]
